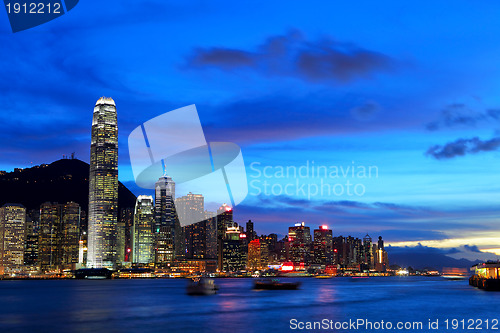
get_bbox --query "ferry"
[253,278,301,290]
[469,262,500,291]
[186,278,219,295]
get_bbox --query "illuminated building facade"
[205,214,217,259]
[120,208,134,262]
[247,239,261,270]
[221,224,246,272]
[154,176,178,264]
[0,204,26,275]
[288,222,312,264]
[185,219,213,259]
[175,192,204,225]
[87,97,119,269]
[216,204,233,270]
[313,225,333,267]
[24,209,39,270]
[132,195,154,264]
[175,193,205,259]
[374,236,389,272]
[39,202,80,272]
[362,234,373,270]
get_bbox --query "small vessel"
[470,262,500,291]
[253,278,301,290]
[186,278,218,295]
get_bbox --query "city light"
[281,262,294,271]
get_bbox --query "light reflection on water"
[0,277,499,333]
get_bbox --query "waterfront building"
[0,204,26,275]
[362,234,373,270]
[87,97,119,269]
[313,225,333,267]
[38,202,80,272]
[155,176,179,264]
[132,195,154,264]
[120,208,134,262]
[288,222,312,265]
[24,209,39,270]
[247,239,261,270]
[221,224,246,272]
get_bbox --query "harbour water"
[1,277,499,332]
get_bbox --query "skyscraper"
[120,207,134,262]
[221,224,246,272]
[0,204,26,275]
[246,220,255,241]
[154,176,177,264]
[24,209,39,271]
[247,239,261,271]
[175,192,204,225]
[313,225,333,267]
[87,97,119,269]
[362,234,372,270]
[216,204,233,270]
[175,192,204,259]
[132,195,154,264]
[39,202,80,272]
[288,222,312,265]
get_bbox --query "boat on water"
[73,268,112,279]
[253,278,301,290]
[186,278,218,295]
[469,262,500,291]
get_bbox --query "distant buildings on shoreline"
[0,97,389,277]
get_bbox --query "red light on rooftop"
[321,225,328,230]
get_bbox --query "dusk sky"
[1,1,500,260]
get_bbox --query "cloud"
[199,92,420,144]
[463,244,482,253]
[426,103,500,131]
[426,136,500,159]
[185,30,395,83]
[350,101,380,121]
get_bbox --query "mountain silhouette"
[0,159,136,214]
[386,247,480,271]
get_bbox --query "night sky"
[1,1,500,260]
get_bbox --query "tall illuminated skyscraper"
[132,195,154,264]
[87,97,119,269]
[154,176,177,264]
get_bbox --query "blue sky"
[1,1,500,259]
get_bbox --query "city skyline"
[0,1,499,262]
